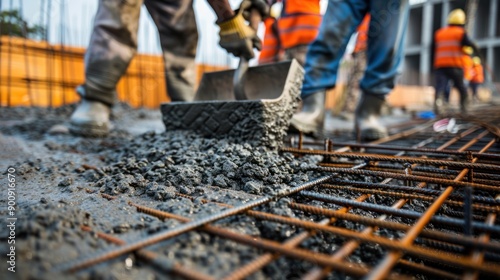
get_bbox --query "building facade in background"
[402,0,500,87]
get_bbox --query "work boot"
[434,92,446,116]
[289,90,326,137]
[69,99,111,137]
[460,93,469,114]
[354,93,388,141]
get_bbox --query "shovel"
[161,12,305,149]
[233,8,261,100]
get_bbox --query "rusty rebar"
[221,194,371,280]
[327,179,500,206]
[129,202,384,278]
[282,149,500,171]
[288,202,500,254]
[366,131,496,279]
[304,126,498,279]
[80,226,214,280]
[396,259,461,279]
[300,141,500,160]
[243,205,500,276]
[463,214,497,280]
[307,166,499,192]
[318,184,499,213]
[300,191,500,234]
[58,176,333,272]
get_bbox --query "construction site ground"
[1,99,499,280]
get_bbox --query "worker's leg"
[355,0,410,140]
[144,0,198,102]
[70,0,142,136]
[284,44,308,66]
[301,0,367,97]
[291,0,367,137]
[445,68,468,113]
[434,68,449,115]
[82,0,142,105]
[444,80,451,102]
[470,82,479,102]
[342,50,366,115]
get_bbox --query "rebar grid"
[60,115,500,279]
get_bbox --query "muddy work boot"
[354,94,388,141]
[289,90,326,138]
[434,92,447,116]
[69,99,111,137]
[459,92,469,114]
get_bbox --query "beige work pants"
[81,0,198,106]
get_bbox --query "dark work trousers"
[470,82,480,98]
[434,67,468,113]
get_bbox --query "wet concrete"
[0,104,326,279]
[0,103,435,279]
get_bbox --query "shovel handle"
[249,8,261,31]
[233,8,262,100]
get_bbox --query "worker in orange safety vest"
[259,0,321,66]
[278,0,322,65]
[469,56,485,102]
[443,46,474,104]
[258,2,283,64]
[433,9,479,115]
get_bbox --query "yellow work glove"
[217,1,261,60]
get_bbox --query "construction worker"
[276,0,321,66]
[259,0,321,66]
[433,9,479,115]
[469,56,484,102]
[69,0,269,137]
[290,0,410,140]
[339,14,370,119]
[258,2,283,64]
[443,46,474,105]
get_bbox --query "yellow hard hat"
[473,56,481,65]
[462,46,473,55]
[270,2,282,19]
[448,9,466,25]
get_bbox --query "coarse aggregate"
[0,103,460,279]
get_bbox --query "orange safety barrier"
[0,36,227,108]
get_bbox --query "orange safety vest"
[277,0,322,49]
[471,63,484,83]
[462,54,473,81]
[259,17,282,64]
[353,14,370,53]
[434,26,466,69]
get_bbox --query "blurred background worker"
[290,0,410,140]
[258,1,283,64]
[276,0,321,66]
[258,0,321,66]
[69,0,269,137]
[469,56,484,103]
[433,8,479,115]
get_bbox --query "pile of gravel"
[86,130,322,203]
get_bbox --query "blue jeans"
[301,0,409,98]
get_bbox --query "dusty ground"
[0,103,341,279]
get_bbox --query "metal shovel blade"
[233,57,249,100]
[160,59,304,149]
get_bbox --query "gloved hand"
[218,0,262,60]
[241,0,270,20]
